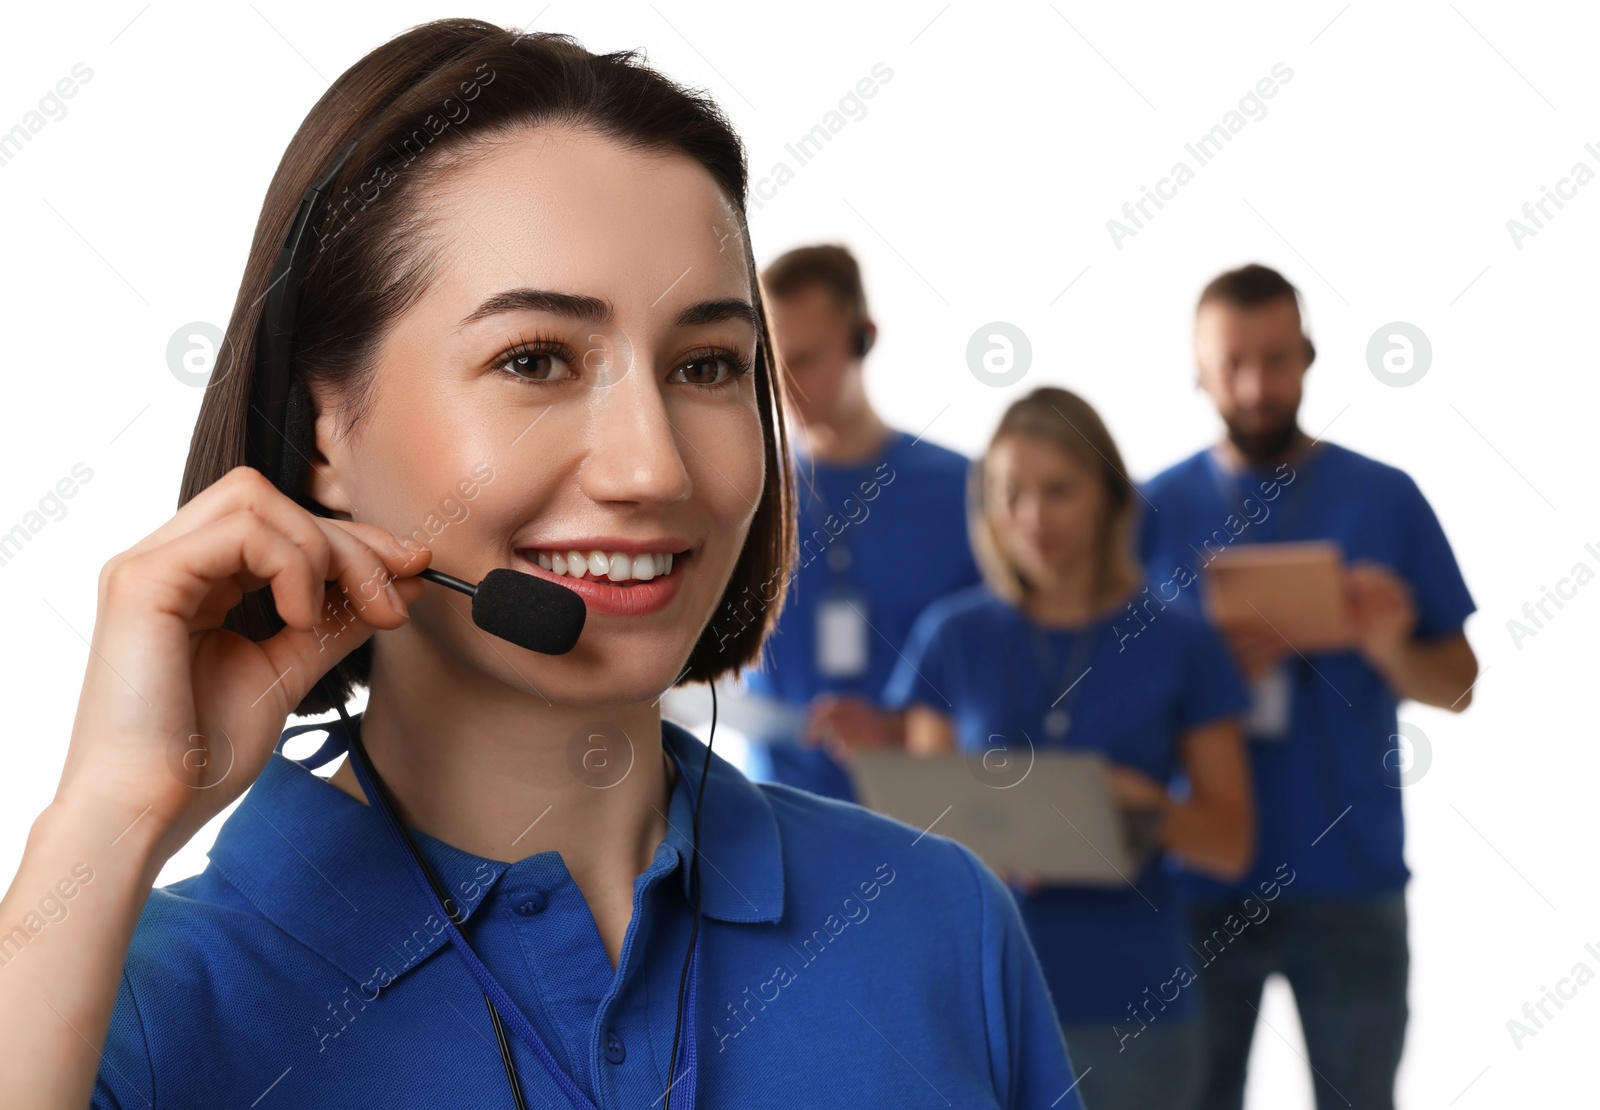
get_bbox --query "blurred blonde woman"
[884,386,1255,1110]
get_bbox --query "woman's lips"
[514,549,689,618]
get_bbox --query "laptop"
[847,748,1145,886]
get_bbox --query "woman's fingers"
[108,467,428,620]
[118,509,367,634]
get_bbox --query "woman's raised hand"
[1,465,432,1107]
[57,465,430,857]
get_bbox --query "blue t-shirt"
[880,583,1251,1025]
[92,713,1082,1109]
[1135,440,1477,900]
[740,428,981,801]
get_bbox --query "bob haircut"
[967,386,1139,608]
[179,19,795,717]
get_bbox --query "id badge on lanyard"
[1245,661,1293,741]
[815,545,870,678]
[816,590,870,678]
[1208,448,1314,744]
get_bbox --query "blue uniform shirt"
[93,712,1082,1109]
[1135,440,1477,899]
[740,428,981,802]
[880,583,1251,1024]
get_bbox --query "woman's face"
[983,433,1104,586]
[309,125,766,707]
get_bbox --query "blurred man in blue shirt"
[1135,264,1478,1110]
[737,245,980,801]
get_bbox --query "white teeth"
[529,547,679,582]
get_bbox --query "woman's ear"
[302,384,357,519]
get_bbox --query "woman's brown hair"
[967,386,1139,608]
[179,19,794,716]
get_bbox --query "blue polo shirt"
[92,712,1082,1109]
[740,428,981,802]
[1135,440,1476,900]
[880,583,1251,1025]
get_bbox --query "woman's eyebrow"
[458,289,611,329]
[671,298,758,330]
[457,290,757,331]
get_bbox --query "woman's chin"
[544,664,693,711]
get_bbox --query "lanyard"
[796,459,853,589]
[1022,618,1101,742]
[793,434,898,590]
[276,719,702,1110]
[1204,440,1322,545]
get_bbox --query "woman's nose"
[577,364,693,507]
[1014,497,1043,532]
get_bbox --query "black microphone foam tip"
[471,568,587,655]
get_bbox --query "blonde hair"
[967,387,1140,607]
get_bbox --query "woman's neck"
[799,394,893,467]
[323,650,675,967]
[1022,557,1135,628]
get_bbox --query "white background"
[1,2,1595,1106]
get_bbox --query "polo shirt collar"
[206,713,784,987]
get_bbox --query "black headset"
[245,129,712,1110]
[854,317,876,358]
[246,136,358,517]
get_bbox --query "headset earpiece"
[855,319,876,358]
[278,374,321,513]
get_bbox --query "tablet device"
[847,749,1142,886]
[1201,539,1355,652]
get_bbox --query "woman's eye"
[671,353,746,387]
[499,346,573,383]
[497,344,746,387]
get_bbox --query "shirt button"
[603,1029,626,1065]
[514,891,548,916]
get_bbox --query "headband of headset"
[246,137,362,513]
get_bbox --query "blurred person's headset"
[855,317,877,357]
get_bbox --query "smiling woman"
[0,18,1082,1110]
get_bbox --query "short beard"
[1224,416,1300,464]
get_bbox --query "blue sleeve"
[1179,617,1252,730]
[965,843,1085,1109]
[1396,473,1476,640]
[879,601,952,713]
[91,971,155,1108]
